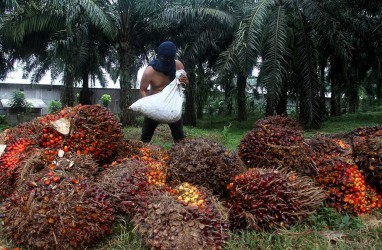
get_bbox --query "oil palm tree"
[216,0,372,128]
[0,0,114,106]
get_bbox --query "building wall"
[0,83,140,115]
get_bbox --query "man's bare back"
[140,60,186,97]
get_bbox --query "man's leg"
[168,118,185,143]
[141,117,159,143]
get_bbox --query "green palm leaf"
[258,5,289,115]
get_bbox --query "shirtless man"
[139,41,189,143]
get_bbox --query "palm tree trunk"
[347,77,359,113]
[237,71,247,122]
[184,70,197,126]
[79,70,92,105]
[319,61,327,115]
[330,77,341,117]
[61,67,75,107]
[224,77,233,115]
[276,85,288,115]
[118,45,135,126]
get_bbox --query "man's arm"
[140,68,151,97]
[175,60,189,86]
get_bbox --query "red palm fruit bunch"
[3,113,59,145]
[315,159,382,214]
[238,122,316,176]
[255,115,302,130]
[307,135,353,163]
[56,104,124,163]
[167,138,246,196]
[133,184,229,250]
[52,151,100,179]
[169,182,230,248]
[0,138,35,200]
[351,125,382,192]
[227,168,325,231]
[1,170,115,250]
[130,144,169,187]
[96,159,163,215]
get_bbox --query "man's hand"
[179,75,189,87]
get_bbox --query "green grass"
[305,111,382,138]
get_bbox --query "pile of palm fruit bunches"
[0,106,381,250]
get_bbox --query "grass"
[2,111,382,249]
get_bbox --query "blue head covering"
[148,41,177,81]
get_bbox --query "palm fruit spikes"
[172,182,206,207]
[351,125,382,192]
[315,159,382,214]
[227,168,325,231]
[0,138,34,200]
[308,135,353,162]
[238,121,315,176]
[134,185,229,250]
[1,170,115,250]
[130,144,169,187]
[168,138,246,196]
[96,158,163,215]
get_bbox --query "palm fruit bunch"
[1,170,115,250]
[255,115,302,130]
[315,159,382,214]
[2,113,59,146]
[133,184,229,250]
[167,138,246,196]
[227,168,325,231]
[307,134,353,163]
[351,125,382,192]
[238,117,315,176]
[54,104,124,163]
[130,144,169,187]
[96,158,162,215]
[0,137,35,200]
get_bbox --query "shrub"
[48,100,62,114]
[100,94,112,107]
[8,90,31,114]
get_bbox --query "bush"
[100,94,112,107]
[0,115,6,124]
[48,100,62,114]
[8,91,31,114]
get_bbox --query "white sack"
[129,69,186,123]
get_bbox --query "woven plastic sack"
[129,70,186,123]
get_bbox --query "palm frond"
[258,5,289,115]
[301,0,353,62]
[236,0,273,66]
[294,13,321,128]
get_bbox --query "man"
[139,41,189,143]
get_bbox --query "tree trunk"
[184,70,197,126]
[276,85,288,116]
[118,44,135,126]
[330,77,341,117]
[196,93,204,119]
[61,67,75,107]
[224,77,233,115]
[79,70,92,105]
[319,62,327,115]
[347,77,359,113]
[236,71,247,122]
